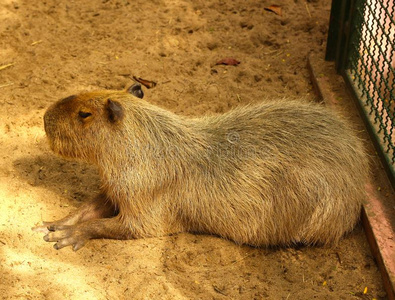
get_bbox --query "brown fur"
[37,88,368,251]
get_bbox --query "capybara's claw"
[52,236,87,251]
[32,221,64,234]
[53,237,84,251]
[31,225,50,234]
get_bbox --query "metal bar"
[334,0,352,71]
[326,0,344,61]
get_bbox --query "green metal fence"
[326,0,395,187]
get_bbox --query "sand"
[0,0,387,298]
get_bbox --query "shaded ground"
[0,0,388,299]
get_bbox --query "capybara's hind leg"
[32,193,117,234]
[44,217,131,251]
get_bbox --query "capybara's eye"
[78,111,92,119]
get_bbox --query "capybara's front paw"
[43,224,89,251]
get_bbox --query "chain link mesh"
[346,0,395,167]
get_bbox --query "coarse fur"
[37,87,368,250]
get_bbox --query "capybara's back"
[39,89,368,250]
[181,100,368,246]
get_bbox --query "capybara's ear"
[126,83,144,99]
[106,99,124,123]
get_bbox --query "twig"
[213,285,227,296]
[0,82,14,88]
[31,40,42,46]
[335,252,342,264]
[230,252,253,265]
[273,50,284,58]
[264,49,281,55]
[0,63,14,71]
[305,1,312,18]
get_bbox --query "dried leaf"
[132,76,157,89]
[264,5,282,16]
[215,58,240,66]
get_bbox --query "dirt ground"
[0,0,389,299]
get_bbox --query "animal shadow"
[13,153,100,203]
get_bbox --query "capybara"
[33,84,368,251]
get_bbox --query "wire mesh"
[346,0,395,168]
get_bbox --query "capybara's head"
[44,84,144,161]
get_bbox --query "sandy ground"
[0,0,389,299]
